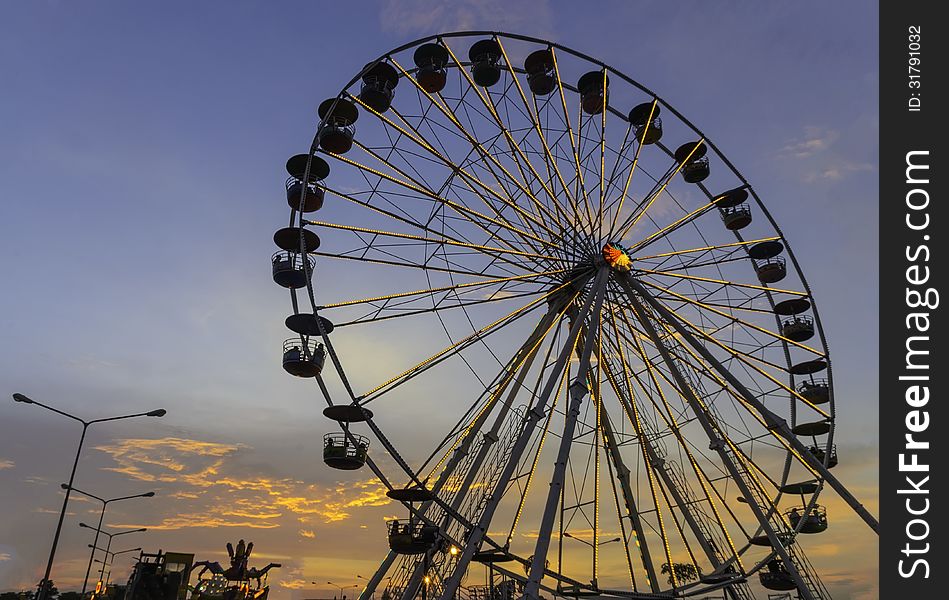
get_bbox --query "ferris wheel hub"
[602,242,632,271]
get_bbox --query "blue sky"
[1,2,878,599]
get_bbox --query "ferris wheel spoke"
[549,47,598,238]
[599,317,680,590]
[309,249,521,280]
[320,269,563,310]
[638,277,827,359]
[601,320,745,585]
[598,123,634,239]
[437,42,568,236]
[440,269,608,600]
[359,277,583,403]
[320,184,534,277]
[523,269,609,599]
[609,274,822,594]
[617,272,880,534]
[493,37,581,234]
[600,321,753,552]
[606,99,658,239]
[625,199,717,256]
[592,344,663,590]
[332,286,547,328]
[593,71,609,238]
[327,142,557,258]
[530,95,598,260]
[629,282,830,417]
[386,58,562,244]
[345,101,554,259]
[305,219,559,265]
[633,237,782,265]
[503,350,569,546]
[423,300,569,485]
[610,313,744,536]
[611,299,820,470]
[598,406,644,591]
[614,138,706,244]
[391,304,576,600]
[381,105,559,256]
[637,268,808,298]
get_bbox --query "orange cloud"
[97,436,392,532]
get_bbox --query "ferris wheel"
[270,32,877,600]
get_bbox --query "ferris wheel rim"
[279,30,844,599]
[302,29,834,410]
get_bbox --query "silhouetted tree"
[660,562,701,585]
[59,592,81,600]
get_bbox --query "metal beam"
[619,272,878,534]
[438,268,610,600]
[614,274,816,600]
[523,268,609,599]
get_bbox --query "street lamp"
[67,484,155,595]
[89,547,141,587]
[562,532,622,548]
[11,392,165,600]
[323,582,358,599]
[79,524,147,588]
[562,533,621,588]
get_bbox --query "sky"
[0,2,878,600]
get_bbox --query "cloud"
[379,0,553,38]
[97,437,392,531]
[94,437,242,482]
[0,459,13,470]
[278,579,311,590]
[776,126,876,183]
[298,529,316,539]
[804,160,874,182]
[0,553,11,562]
[778,127,840,158]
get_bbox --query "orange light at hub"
[603,242,632,271]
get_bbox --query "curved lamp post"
[79,524,146,589]
[12,392,165,600]
[67,484,155,595]
[92,547,141,586]
[562,532,621,588]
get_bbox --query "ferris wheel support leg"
[566,305,662,594]
[596,404,662,593]
[359,551,397,600]
[437,268,610,600]
[618,273,879,535]
[397,294,576,600]
[615,274,817,600]
[523,270,609,600]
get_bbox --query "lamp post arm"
[88,411,156,424]
[107,492,154,503]
[67,485,107,504]
[26,399,87,425]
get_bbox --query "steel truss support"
[614,274,817,600]
[437,267,610,600]
[523,268,609,600]
[564,305,661,594]
[598,357,751,600]
[618,273,878,534]
[396,291,577,600]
